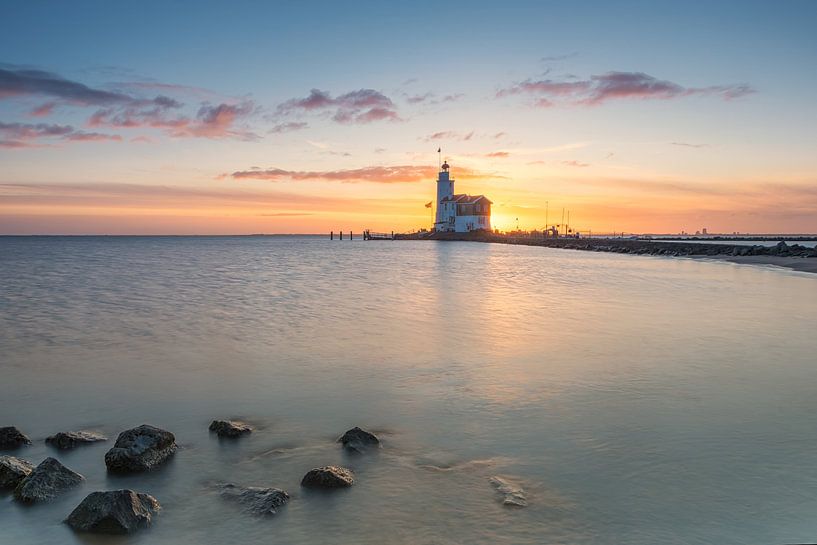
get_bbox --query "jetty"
[395,230,817,259]
[363,230,395,240]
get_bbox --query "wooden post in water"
[330,231,333,240]
[340,231,343,240]
[350,231,353,240]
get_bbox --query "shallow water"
[1,236,816,545]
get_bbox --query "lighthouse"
[432,160,493,233]
[434,161,454,230]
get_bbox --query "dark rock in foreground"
[0,427,32,450]
[105,425,176,472]
[218,483,290,515]
[65,489,160,534]
[46,430,108,450]
[338,427,380,453]
[209,420,252,438]
[0,455,34,489]
[14,457,84,503]
[301,466,354,488]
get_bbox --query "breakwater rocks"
[402,231,817,259]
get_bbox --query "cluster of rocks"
[2,421,383,535]
[423,231,817,259]
[1,424,166,534]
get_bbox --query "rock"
[104,425,176,472]
[46,431,107,450]
[0,455,34,489]
[489,476,528,508]
[0,427,32,450]
[14,457,84,503]
[338,427,380,453]
[65,489,160,534]
[301,466,354,488]
[209,420,252,438]
[217,483,290,515]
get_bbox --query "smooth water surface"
[1,236,816,545]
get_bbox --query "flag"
[437,147,441,153]
[425,201,432,208]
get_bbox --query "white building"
[433,161,492,232]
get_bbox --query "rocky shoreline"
[3,422,516,536]
[396,231,817,272]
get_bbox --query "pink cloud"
[0,121,120,148]
[498,71,754,107]
[64,131,122,142]
[562,160,590,167]
[29,102,56,117]
[227,164,497,184]
[269,121,308,134]
[424,131,474,142]
[88,100,258,140]
[277,88,400,125]
[1,65,259,142]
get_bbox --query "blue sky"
[1,1,816,234]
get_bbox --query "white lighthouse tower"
[434,161,454,231]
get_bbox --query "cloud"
[405,92,464,105]
[486,151,510,158]
[498,71,754,107]
[0,66,258,141]
[64,131,122,142]
[541,52,579,62]
[276,88,400,124]
[671,141,708,148]
[88,100,258,140]
[226,163,496,184]
[0,121,119,148]
[562,160,590,167]
[0,67,134,104]
[29,102,56,117]
[406,92,433,104]
[424,131,474,141]
[268,121,308,134]
[258,212,315,217]
[0,181,354,210]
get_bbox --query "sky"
[1,0,816,235]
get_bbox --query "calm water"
[1,236,817,545]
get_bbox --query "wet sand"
[698,255,817,274]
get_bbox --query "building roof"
[440,194,493,205]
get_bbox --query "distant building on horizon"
[433,161,492,232]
